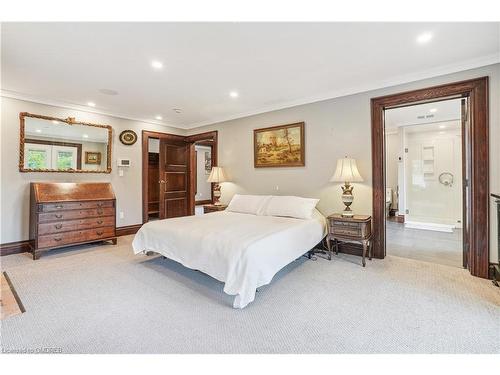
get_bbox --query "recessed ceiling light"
[173,108,181,114]
[229,91,239,98]
[417,32,433,44]
[35,129,42,133]
[439,125,446,129]
[87,101,96,107]
[155,115,163,120]
[429,108,437,113]
[151,60,163,69]
[82,134,89,138]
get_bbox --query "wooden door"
[461,98,471,269]
[159,139,189,219]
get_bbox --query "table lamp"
[330,157,364,217]
[207,166,228,205]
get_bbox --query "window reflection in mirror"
[20,114,111,173]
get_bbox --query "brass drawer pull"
[54,237,62,242]
[97,203,103,207]
[55,224,63,229]
[97,209,103,215]
[97,220,103,224]
[55,214,63,219]
[55,204,64,209]
[96,230,104,236]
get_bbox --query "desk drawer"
[38,226,115,249]
[38,216,115,235]
[40,200,113,212]
[38,207,115,223]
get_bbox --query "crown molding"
[2,53,499,131]
[0,90,186,131]
[184,53,500,129]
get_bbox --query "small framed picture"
[85,151,102,165]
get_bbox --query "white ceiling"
[2,22,499,129]
[385,98,462,130]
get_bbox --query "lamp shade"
[330,157,364,183]
[207,166,228,183]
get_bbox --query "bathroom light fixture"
[151,60,163,69]
[229,91,239,98]
[155,115,163,120]
[87,101,96,107]
[416,32,433,44]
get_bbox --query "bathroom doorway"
[384,99,464,267]
[371,77,489,278]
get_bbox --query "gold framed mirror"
[19,112,112,173]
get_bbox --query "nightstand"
[326,214,372,267]
[203,204,227,214]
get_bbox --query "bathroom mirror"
[19,112,112,173]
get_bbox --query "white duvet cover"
[132,210,327,308]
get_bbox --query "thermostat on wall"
[117,159,131,167]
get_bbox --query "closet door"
[158,139,189,219]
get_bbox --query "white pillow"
[226,194,271,215]
[264,195,319,220]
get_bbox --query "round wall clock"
[119,130,138,145]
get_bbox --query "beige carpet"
[0,235,499,354]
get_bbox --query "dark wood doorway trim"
[371,77,489,278]
[142,130,186,224]
[142,130,218,223]
[186,131,218,215]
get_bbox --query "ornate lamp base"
[213,183,222,205]
[341,182,355,217]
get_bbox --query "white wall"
[195,145,212,201]
[385,130,400,210]
[187,64,500,263]
[0,97,185,243]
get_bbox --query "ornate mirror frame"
[19,112,113,173]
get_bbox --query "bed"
[132,197,326,308]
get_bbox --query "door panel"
[461,98,471,269]
[159,140,189,219]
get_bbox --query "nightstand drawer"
[331,227,361,237]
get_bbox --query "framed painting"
[85,151,102,165]
[254,122,305,168]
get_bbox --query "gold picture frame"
[254,122,305,168]
[85,151,102,165]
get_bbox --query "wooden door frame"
[186,131,218,215]
[192,140,216,205]
[371,77,489,278]
[142,130,187,224]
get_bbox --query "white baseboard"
[404,221,456,233]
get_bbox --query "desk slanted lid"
[31,182,115,203]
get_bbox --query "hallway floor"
[386,221,463,268]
